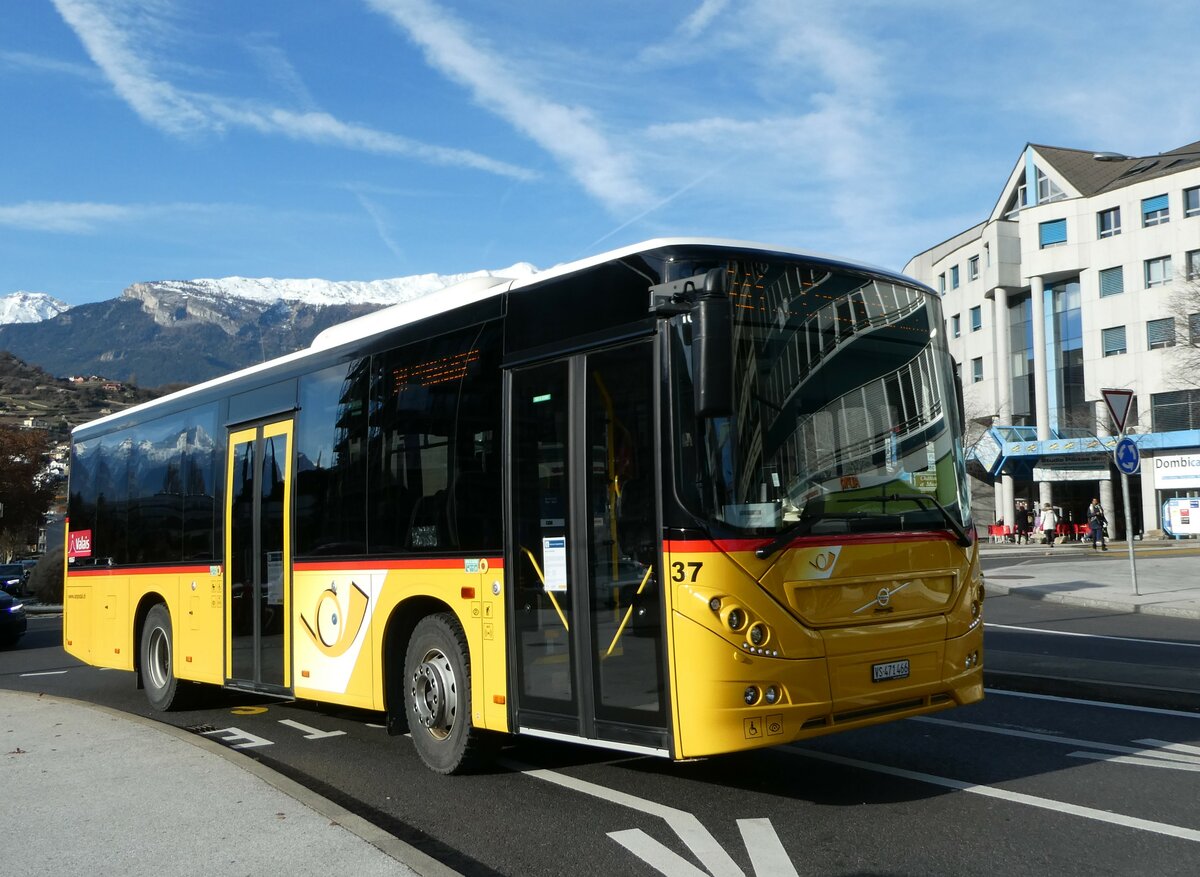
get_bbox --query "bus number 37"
[671,561,703,582]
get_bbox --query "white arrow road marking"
[278,719,346,740]
[509,762,796,876]
[202,727,273,749]
[609,829,709,877]
[737,818,799,877]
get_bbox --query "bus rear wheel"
[404,613,491,774]
[140,604,190,711]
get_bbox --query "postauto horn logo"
[300,580,370,657]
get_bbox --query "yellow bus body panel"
[666,537,984,759]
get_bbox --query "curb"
[4,690,462,877]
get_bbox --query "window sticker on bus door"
[542,536,568,592]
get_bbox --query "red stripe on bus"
[665,531,964,553]
[67,564,213,578]
[294,558,505,572]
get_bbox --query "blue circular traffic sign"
[1114,436,1140,475]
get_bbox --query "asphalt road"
[5,609,1200,876]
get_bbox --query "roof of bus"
[73,237,918,436]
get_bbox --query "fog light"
[748,623,767,646]
[726,607,746,631]
[971,600,981,619]
[744,685,760,705]
[764,685,780,705]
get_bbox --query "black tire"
[139,604,190,711]
[404,613,493,774]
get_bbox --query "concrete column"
[993,480,1003,523]
[1100,480,1116,536]
[1002,473,1015,527]
[1140,454,1159,536]
[991,287,1013,422]
[1030,276,1050,441]
[1039,481,1053,510]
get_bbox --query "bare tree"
[1168,278,1200,381]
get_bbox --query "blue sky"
[3,0,1199,306]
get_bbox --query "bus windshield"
[670,257,971,543]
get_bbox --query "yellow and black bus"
[64,238,984,774]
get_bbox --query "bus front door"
[508,339,670,754]
[225,419,293,696]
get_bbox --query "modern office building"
[905,140,1200,539]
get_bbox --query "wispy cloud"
[0,201,137,233]
[349,189,407,262]
[365,0,652,213]
[0,49,102,80]
[50,0,533,179]
[52,0,211,136]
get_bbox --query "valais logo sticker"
[68,530,93,558]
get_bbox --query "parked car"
[0,564,25,597]
[0,590,27,648]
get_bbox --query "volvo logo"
[853,581,911,614]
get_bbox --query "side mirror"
[693,269,733,419]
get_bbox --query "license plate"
[872,659,910,682]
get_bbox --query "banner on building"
[1153,453,1200,490]
[1162,498,1200,537]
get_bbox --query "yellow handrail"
[605,565,654,656]
[520,546,570,632]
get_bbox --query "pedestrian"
[1087,498,1108,551]
[1021,502,1036,544]
[1041,503,1058,546]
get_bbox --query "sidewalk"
[0,690,457,877]
[978,536,1200,619]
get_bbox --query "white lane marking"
[609,829,709,877]
[1070,753,1200,772]
[202,727,273,749]
[1136,739,1200,756]
[19,670,68,677]
[793,748,1200,844]
[738,818,799,877]
[278,719,346,740]
[984,687,1200,719]
[985,623,1200,649]
[912,715,1199,762]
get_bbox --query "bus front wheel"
[404,613,490,774]
[140,604,189,711]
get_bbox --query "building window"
[1102,325,1127,356]
[950,265,960,289]
[1187,249,1200,280]
[938,273,945,294]
[1142,194,1169,226]
[1147,317,1176,350]
[1185,186,1200,218]
[1145,255,1172,288]
[1036,167,1066,204]
[1039,218,1067,248]
[1191,312,1200,345]
[971,357,984,383]
[1099,266,1124,297]
[1097,207,1121,238]
[967,255,979,280]
[952,314,961,337]
[970,305,982,331]
[1152,389,1200,432]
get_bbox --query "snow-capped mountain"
[0,291,70,324]
[0,262,544,387]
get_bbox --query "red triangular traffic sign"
[1101,387,1134,432]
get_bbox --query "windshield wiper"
[885,493,972,548]
[754,516,820,560]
